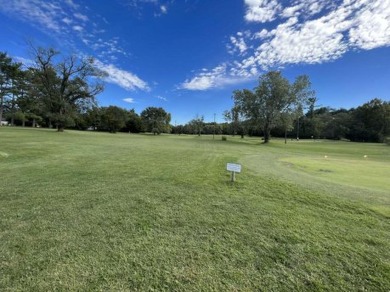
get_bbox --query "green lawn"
[1,127,389,291]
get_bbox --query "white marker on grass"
[227,163,241,182]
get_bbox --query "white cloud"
[62,17,72,25]
[349,0,390,50]
[156,95,167,101]
[95,60,150,92]
[180,64,250,90]
[13,56,34,68]
[281,4,302,18]
[0,0,64,33]
[65,0,78,9]
[182,0,390,91]
[229,35,248,55]
[72,25,84,32]
[123,97,136,103]
[0,0,131,67]
[125,0,170,16]
[244,0,281,23]
[74,12,89,22]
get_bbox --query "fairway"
[1,128,389,290]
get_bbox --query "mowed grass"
[0,128,389,291]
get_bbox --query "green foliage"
[348,98,390,142]
[0,52,23,124]
[233,71,314,143]
[140,106,171,135]
[223,106,245,137]
[125,109,143,133]
[100,106,128,133]
[30,47,104,131]
[297,99,390,142]
[188,114,204,136]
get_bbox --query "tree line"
[222,71,389,143]
[174,72,389,143]
[0,49,170,134]
[1,49,389,142]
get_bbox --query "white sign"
[227,163,241,173]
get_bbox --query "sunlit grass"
[0,128,389,290]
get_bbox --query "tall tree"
[100,106,128,133]
[348,98,390,142]
[140,107,171,135]
[233,71,314,143]
[125,109,143,133]
[0,52,22,125]
[189,114,204,136]
[223,106,244,137]
[31,47,105,131]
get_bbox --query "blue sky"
[0,0,389,124]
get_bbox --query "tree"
[0,52,22,125]
[189,114,204,136]
[140,107,171,135]
[233,71,315,143]
[31,47,104,131]
[125,109,143,133]
[348,98,390,142]
[100,106,128,133]
[279,111,296,144]
[224,106,245,138]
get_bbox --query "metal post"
[231,171,235,182]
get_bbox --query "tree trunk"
[32,119,36,128]
[285,127,288,144]
[264,131,270,143]
[57,122,65,132]
[263,128,271,143]
[0,96,3,126]
[11,95,15,126]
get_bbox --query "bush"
[222,136,227,141]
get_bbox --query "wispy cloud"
[123,97,136,103]
[244,0,281,23]
[0,0,67,33]
[0,0,135,82]
[180,64,250,91]
[95,60,150,92]
[72,25,84,32]
[74,12,89,22]
[181,0,390,91]
[124,0,170,16]
[13,56,34,68]
[160,5,167,14]
[156,95,167,101]
[228,32,249,55]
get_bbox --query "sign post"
[227,163,242,182]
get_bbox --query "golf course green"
[1,127,389,290]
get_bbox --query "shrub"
[222,136,227,141]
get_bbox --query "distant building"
[0,120,8,126]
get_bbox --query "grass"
[0,127,389,291]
